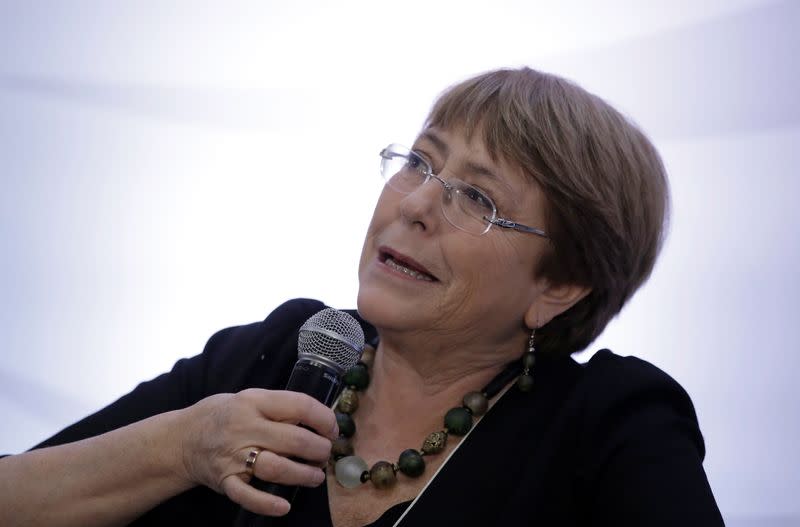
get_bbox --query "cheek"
[368,189,400,230]
[358,190,397,268]
[470,238,538,295]
[443,238,508,301]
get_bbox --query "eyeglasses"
[379,144,548,238]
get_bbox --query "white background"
[1,1,798,525]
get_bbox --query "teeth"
[385,256,433,281]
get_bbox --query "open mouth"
[379,250,438,282]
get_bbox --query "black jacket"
[37,298,724,526]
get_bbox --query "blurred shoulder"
[262,298,329,324]
[200,298,325,356]
[257,298,374,337]
[203,298,375,363]
[256,298,377,342]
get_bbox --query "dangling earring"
[516,328,537,392]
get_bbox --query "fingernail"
[277,500,291,515]
[331,421,339,439]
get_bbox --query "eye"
[409,149,434,173]
[462,185,493,208]
[406,155,425,173]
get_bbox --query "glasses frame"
[379,144,548,238]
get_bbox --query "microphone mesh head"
[298,308,364,374]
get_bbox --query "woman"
[0,67,724,526]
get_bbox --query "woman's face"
[357,126,552,349]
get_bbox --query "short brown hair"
[425,67,669,356]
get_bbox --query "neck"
[375,339,504,397]
[372,326,526,392]
[349,332,522,460]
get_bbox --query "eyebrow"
[418,130,514,194]
[419,130,449,157]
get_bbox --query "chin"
[355,284,384,328]
[356,283,417,332]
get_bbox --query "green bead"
[342,364,370,390]
[398,449,425,478]
[462,391,489,416]
[444,407,473,436]
[336,411,356,438]
[369,461,397,489]
[522,352,536,370]
[517,373,534,392]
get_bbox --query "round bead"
[444,407,473,436]
[398,449,425,477]
[337,388,359,414]
[331,437,354,459]
[462,391,489,416]
[369,461,397,489]
[421,430,448,455]
[336,411,356,438]
[359,344,376,369]
[342,364,370,390]
[522,352,536,370]
[334,455,369,488]
[516,373,534,392]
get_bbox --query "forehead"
[416,126,493,163]
[415,126,537,199]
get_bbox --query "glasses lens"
[379,145,497,236]
[443,181,496,235]
[380,146,427,193]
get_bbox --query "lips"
[378,247,438,282]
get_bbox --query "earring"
[516,328,536,392]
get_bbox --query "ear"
[524,282,591,329]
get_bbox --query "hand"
[175,389,338,516]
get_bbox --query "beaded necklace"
[331,334,537,490]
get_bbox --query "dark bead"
[337,388,359,414]
[444,407,473,436]
[462,391,489,416]
[336,411,356,438]
[359,344,376,369]
[342,364,370,390]
[522,352,536,370]
[398,449,425,477]
[421,430,448,455]
[331,437,354,459]
[369,461,397,489]
[517,373,534,392]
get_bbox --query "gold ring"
[245,448,262,475]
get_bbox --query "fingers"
[183,389,337,500]
[256,420,332,463]
[242,389,339,439]
[251,449,326,488]
[220,448,327,517]
[221,475,291,517]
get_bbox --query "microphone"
[286,308,365,406]
[235,308,365,526]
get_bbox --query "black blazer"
[36,298,724,526]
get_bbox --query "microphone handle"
[234,360,343,527]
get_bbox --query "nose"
[398,176,445,233]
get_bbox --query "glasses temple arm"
[488,217,548,238]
